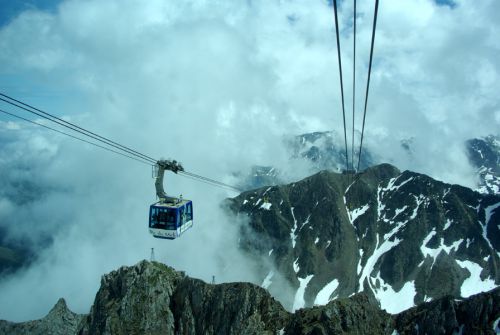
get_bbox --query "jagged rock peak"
[48,298,69,315]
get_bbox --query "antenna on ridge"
[150,248,155,262]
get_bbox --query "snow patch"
[268,249,273,256]
[299,214,311,230]
[393,205,408,220]
[443,218,453,231]
[456,260,497,298]
[384,175,414,193]
[372,272,416,314]
[350,204,370,223]
[421,230,463,268]
[292,274,314,311]
[357,249,364,275]
[410,195,426,220]
[482,202,500,250]
[358,234,402,292]
[314,237,319,244]
[293,258,300,273]
[261,271,274,289]
[260,202,272,210]
[314,279,339,305]
[290,207,298,248]
[243,199,248,205]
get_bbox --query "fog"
[0,0,499,321]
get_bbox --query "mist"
[0,0,499,321]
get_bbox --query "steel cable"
[357,0,379,171]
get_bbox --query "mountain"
[242,131,500,196]
[227,163,500,314]
[240,130,375,190]
[1,261,498,334]
[287,131,375,172]
[466,135,500,195]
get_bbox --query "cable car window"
[179,206,186,226]
[150,207,161,228]
[186,203,193,221]
[161,208,176,230]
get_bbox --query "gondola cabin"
[149,199,193,239]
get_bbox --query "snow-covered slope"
[228,164,500,314]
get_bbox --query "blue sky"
[0,0,60,27]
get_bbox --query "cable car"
[149,199,193,239]
[149,159,193,239]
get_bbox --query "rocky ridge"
[1,260,498,335]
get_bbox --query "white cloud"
[0,0,499,321]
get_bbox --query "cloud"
[0,0,499,321]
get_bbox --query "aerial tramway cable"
[351,0,357,173]
[0,93,157,164]
[357,0,379,172]
[0,108,153,166]
[0,93,242,193]
[332,0,350,172]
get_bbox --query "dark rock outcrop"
[284,294,393,335]
[394,287,500,335]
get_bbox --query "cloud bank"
[0,0,499,321]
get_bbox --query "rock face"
[78,261,289,335]
[394,287,500,335]
[79,261,183,334]
[227,163,500,312]
[284,294,393,335]
[1,261,499,335]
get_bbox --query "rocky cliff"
[1,261,498,334]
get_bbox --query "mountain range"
[240,132,500,196]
